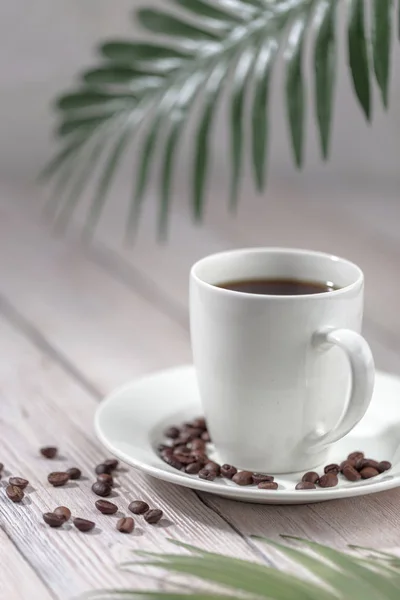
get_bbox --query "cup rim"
[190,247,364,299]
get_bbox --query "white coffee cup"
[190,248,375,473]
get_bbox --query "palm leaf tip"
[372,0,392,109]
[348,0,371,121]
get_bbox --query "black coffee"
[217,278,338,295]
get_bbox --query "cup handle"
[306,327,375,452]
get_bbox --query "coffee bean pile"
[158,418,392,492]
[3,447,164,535]
[295,451,392,490]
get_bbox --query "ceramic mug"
[190,248,375,473]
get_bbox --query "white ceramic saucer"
[95,366,400,504]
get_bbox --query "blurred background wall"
[1,0,399,193]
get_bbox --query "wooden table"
[1,179,399,599]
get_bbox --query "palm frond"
[45,0,400,238]
[86,537,400,599]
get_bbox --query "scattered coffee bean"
[359,459,380,470]
[173,445,191,455]
[342,465,361,482]
[191,439,206,452]
[185,428,204,441]
[354,458,366,471]
[221,464,237,479]
[48,472,70,487]
[40,446,58,459]
[66,467,81,480]
[95,500,118,515]
[54,506,71,522]
[198,468,216,481]
[103,458,119,471]
[91,481,112,497]
[302,472,319,484]
[295,481,316,490]
[324,464,340,475]
[185,461,203,475]
[360,467,379,479]
[318,473,338,488]
[43,512,65,528]
[157,444,168,454]
[117,517,134,533]
[73,518,95,532]
[6,485,24,502]
[232,471,254,486]
[164,426,180,440]
[252,473,274,485]
[129,500,149,515]
[97,473,114,486]
[9,477,29,490]
[174,453,197,465]
[378,461,392,473]
[348,451,364,462]
[144,509,163,524]
[95,463,113,475]
[191,417,207,430]
[258,481,278,490]
[201,431,211,442]
[162,454,183,470]
[203,461,221,476]
[340,460,355,472]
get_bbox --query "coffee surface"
[217,278,338,295]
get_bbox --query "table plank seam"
[195,492,274,566]
[0,293,102,400]
[0,523,58,600]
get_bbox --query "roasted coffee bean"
[318,473,338,488]
[191,439,206,452]
[348,451,364,462]
[6,485,24,502]
[175,432,192,445]
[73,518,95,532]
[95,463,113,475]
[198,468,216,481]
[43,512,65,528]
[190,450,207,463]
[161,447,173,458]
[157,444,168,454]
[173,445,191,455]
[95,500,118,515]
[66,467,81,480]
[164,426,180,439]
[91,481,112,497]
[302,472,319,484]
[117,517,134,533]
[221,464,237,479]
[203,461,221,476]
[173,453,197,465]
[185,428,204,441]
[162,454,183,470]
[40,446,58,459]
[201,431,211,442]
[97,473,114,486]
[129,500,149,515]
[144,509,163,524]
[360,467,379,479]
[191,417,207,430]
[185,461,203,475]
[258,481,278,490]
[359,459,380,470]
[48,472,70,487]
[54,506,71,522]
[295,481,316,490]
[378,461,392,473]
[342,465,361,482]
[324,464,340,475]
[103,458,119,471]
[340,460,356,473]
[252,473,274,485]
[9,477,29,490]
[232,471,254,486]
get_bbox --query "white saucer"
[95,366,400,504]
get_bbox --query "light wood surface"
[1,180,400,599]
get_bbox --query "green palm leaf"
[87,537,400,599]
[45,0,400,238]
